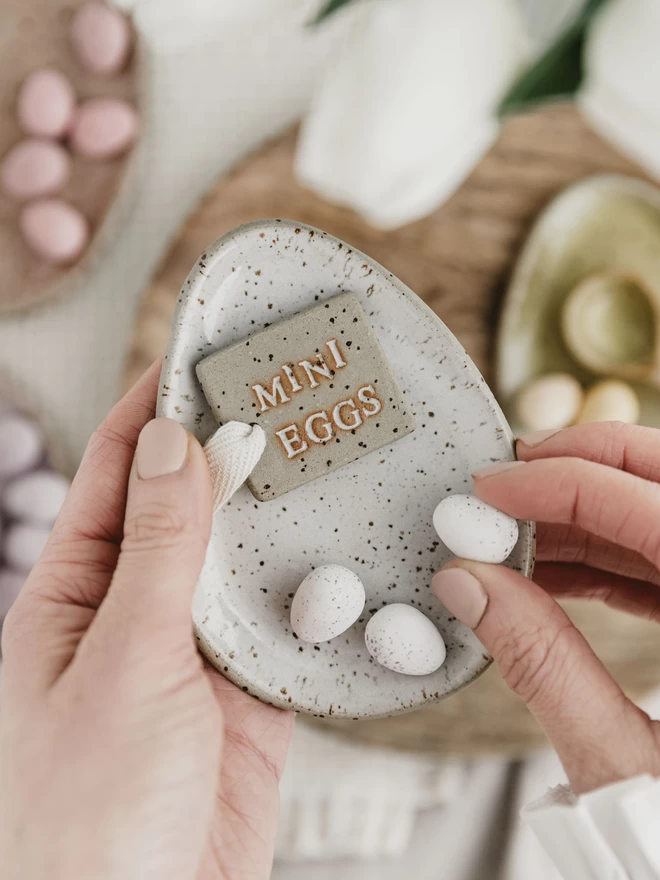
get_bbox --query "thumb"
[432,560,658,794]
[79,418,213,674]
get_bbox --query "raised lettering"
[282,363,303,393]
[305,411,334,444]
[252,376,290,412]
[358,384,382,417]
[333,399,363,431]
[299,356,332,388]
[275,424,308,459]
[326,338,347,369]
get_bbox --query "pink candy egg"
[17,69,76,139]
[3,470,70,526]
[0,569,25,621]
[0,139,72,202]
[20,199,89,265]
[4,523,51,573]
[70,98,138,159]
[0,415,43,479]
[71,1,132,76]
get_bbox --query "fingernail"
[517,428,562,447]
[136,418,188,480]
[472,460,525,480]
[432,568,488,629]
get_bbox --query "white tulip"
[296,0,529,229]
[580,0,660,179]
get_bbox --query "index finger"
[473,456,660,570]
[517,422,660,484]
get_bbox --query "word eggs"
[291,564,365,643]
[433,493,518,564]
[196,293,414,501]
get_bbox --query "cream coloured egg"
[3,470,70,526]
[516,372,583,432]
[365,604,446,676]
[0,139,72,202]
[575,379,640,425]
[433,493,518,564]
[291,564,365,643]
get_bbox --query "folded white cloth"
[274,723,508,868]
[525,776,660,880]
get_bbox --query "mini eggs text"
[251,338,382,460]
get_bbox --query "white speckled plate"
[158,219,535,719]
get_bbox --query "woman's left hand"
[0,361,294,880]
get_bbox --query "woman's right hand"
[432,421,660,795]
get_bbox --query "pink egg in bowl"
[20,199,89,266]
[70,98,139,160]
[0,139,72,202]
[16,69,76,139]
[70,1,133,76]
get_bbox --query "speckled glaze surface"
[158,219,535,719]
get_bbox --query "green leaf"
[312,0,360,25]
[498,0,609,117]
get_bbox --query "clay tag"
[196,292,414,501]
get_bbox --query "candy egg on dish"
[576,379,640,425]
[0,140,71,202]
[70,1,133,76]
[5,523,51,573]
[16,69,75,139]
[3,471,69,526]
[365,604,446,676]
[433,493,518,564]
[516,372,583,432]
[291,564,365,643]
[0,569,24,622]
[158,220,534,718]
[70,99,139,160]
[20,199,89,265]
[0,414,43,478]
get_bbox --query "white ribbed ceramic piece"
[158,219,535,719]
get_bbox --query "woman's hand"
[432,421,660,795]
[0,362,294,880]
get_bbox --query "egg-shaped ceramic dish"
[158,219,535,719]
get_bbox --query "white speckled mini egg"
[291,564,365,643]
[158,220,535,719]
[433,493,519,564]
[365,604,446,675]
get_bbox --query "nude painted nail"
[136,418,188,480]
[517,428,562,447]
[472,460,525,480]
[432,568,488,629]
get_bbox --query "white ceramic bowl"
[159,219,535,719]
